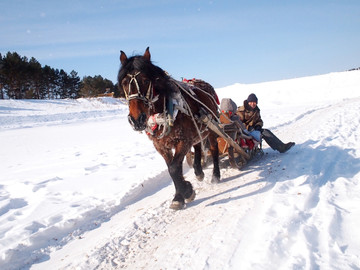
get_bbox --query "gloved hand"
[255,125,262,131]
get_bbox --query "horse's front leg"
[156,143,195,210]
[168,158,195,209]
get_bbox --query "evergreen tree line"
[0,52,119,99]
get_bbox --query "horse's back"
[183,78,220,106]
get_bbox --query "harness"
[124,71,172,138]
[124,72,158,105]
[124,71,220,147]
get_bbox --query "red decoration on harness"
[146,115,158,136]
[150,115,158,131]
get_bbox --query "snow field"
[0,70,360,269]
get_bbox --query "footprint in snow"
[84,163,108,174]
[32,177,63,192]
[0,198,28,216]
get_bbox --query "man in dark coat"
[236,93,295,153]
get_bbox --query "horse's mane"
[118,56,172,96]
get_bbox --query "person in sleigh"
[236,93,295,153]
[219,98,258,151]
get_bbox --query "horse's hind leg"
[208,133,220,183]
[193,143,205,181]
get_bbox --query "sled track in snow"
[66,157,276,270]
[19,96,360,269]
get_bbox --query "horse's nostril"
[128,115,135,126]
[139,113,147,124]
[128,113,147,131]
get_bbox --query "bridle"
[124,71,170,137]
[123,71,158,106]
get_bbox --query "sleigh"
[186,98,263,169]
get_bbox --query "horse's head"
[118,47,164,131]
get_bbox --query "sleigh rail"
[185,110,263,170]
[200,114,251,160]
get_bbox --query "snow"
[1,70,360,270]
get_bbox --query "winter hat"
[247,93,258,104]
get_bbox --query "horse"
[118,47,220,210]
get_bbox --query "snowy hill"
[1,70,360,270]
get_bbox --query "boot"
[278,142,295,153]
[262,129,295,153]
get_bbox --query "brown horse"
[118,47,220,210]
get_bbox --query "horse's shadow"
[189,139,360,208]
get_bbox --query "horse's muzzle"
[128,113,147,131]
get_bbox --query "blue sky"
[1,0,359,88]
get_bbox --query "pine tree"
[0,51,112,100]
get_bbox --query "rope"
[182,96,206,156]
[170,79,220,157]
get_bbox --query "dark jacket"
[236,100,263,130]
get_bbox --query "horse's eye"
[142,78,150,85]
[122,78,128,86]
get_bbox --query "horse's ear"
[143,47,151,61]
[120,50,128,65]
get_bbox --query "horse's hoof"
[211,175,220,184]
[185,190,196,203]
[170,200,185,210]
[196,172,205,181]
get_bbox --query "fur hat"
[247,93,258,104]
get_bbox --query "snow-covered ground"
[1,70,360,270]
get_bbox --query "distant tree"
[114,82,124,98]
[101,77,116,96]
[1,52,26,98]
[51,69,81,99]
[58,69,69,98]
[79,75,115,97]
[42,65,57,99]
[68,70,81,99]
[0,51,112,100]
[52,68,62,98]
[79,76,96,97]
[0,53,4,99]
[26,57,42,99]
